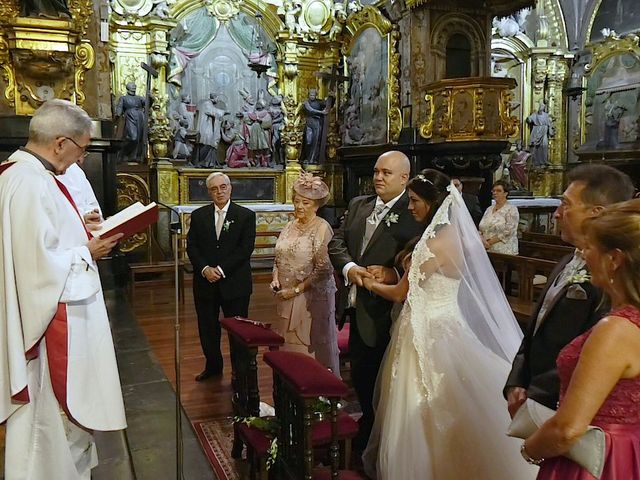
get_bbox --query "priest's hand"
[88,233,124,260]
[83,209,102,231]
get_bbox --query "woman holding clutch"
[270,172,340,376]
[522,199,640,479]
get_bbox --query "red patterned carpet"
[193,417,244,480]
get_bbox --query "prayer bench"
[264,351,363,480]
[488,252,557,327]
[220,317,284,480]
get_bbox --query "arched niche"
[166,0,283,127]
[430,13,487,80]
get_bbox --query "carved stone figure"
[151,0,170,18]
[196,93,227,168]
[115,82,147,163]
[221,112,250,168]
[301,89,329,164]
[599,98,627,149]
[268,96,284,165]
[177,93,195,131]
[279,0,301,34]
[20,0,70,18]
[526,103,554,169]
[239,88,256,113]
[329,5,347,41]
[173,119,192,161]
[244,100,272,167]
[507,140,531,191]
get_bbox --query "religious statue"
[151,0,170,19]
[301,89,330,164]
[172,119,193,161]
[268,96,284,165]
[221,113,250,168]
[115,82,147,163]
[598,97,627,149]
[526,103,554,169]
[239,88,256,113]
[244,100,272,167]
[507,140,531,191]
[329,4,347,41]
[176,93,195,131]
[20,0,70,18]
[196,93,227,168]
[278,0,301,34]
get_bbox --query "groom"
[504,164,634,414]
[329,151,422,451]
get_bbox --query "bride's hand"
[362,277,376,291]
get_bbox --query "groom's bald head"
[373,151,411,202]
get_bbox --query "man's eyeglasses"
[208,184,229,193]
[64,137,90,158]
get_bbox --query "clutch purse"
[507,399,606,479]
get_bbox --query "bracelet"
[520,443,544,465]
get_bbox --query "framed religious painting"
[342,6,402,146]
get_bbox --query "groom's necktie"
[361,204,386,255]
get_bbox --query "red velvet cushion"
[237,423,272,456]
[337,324,350,357]
[312,411,359,445]
[221,317,284,347]
[313,467,368,480]
[263,351,349,398]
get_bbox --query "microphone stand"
[155,201,185,480]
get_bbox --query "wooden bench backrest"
[522,231,570,247]
[518,240,573,262]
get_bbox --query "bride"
[361,169,537,479]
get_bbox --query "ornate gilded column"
[0,0,94,115]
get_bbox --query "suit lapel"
[203,204,217,243]
[217,202,235,242]
[533,255,574,334]
[353,197,376,262]
[361,192,408,259]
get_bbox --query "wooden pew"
[522,231,570,247]
[518,240,573,262]
[488,252,557,327]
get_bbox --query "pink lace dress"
[538,306,640,480]
[272,216,340,376]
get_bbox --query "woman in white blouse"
[479,180,519,255]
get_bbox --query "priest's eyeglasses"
[64,137,90,158]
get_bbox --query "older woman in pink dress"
[270,172,340,376]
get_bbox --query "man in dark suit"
[452,177,483,226]
[505,164,634,414]
[187,172,256,381]
[329,151,422,450]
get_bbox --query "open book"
[91,202,158,241]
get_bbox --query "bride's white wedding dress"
[362,186,537,480]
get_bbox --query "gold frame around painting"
[177,168,286,205]
[342,6,402,144]
[580,33,640,145]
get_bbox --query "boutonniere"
[223,219,234,232]
[567,268,591,285]
[384,212,399,227]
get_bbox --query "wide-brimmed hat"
[293,171,330,205]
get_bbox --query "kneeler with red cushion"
[264,351,366,480]
[220,317,284,480]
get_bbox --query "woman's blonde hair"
[584,199,640,309]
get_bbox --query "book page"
[91,202,156,238]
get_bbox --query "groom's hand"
[506,387,527,418]
[347,266,373,287]
[367,265,398,284]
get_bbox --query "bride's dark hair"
[396,169,451,268]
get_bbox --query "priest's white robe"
[0,151,126,480]
[57,162,101,216]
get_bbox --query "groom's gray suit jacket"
[329,192,422,347]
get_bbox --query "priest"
[0,99,126,480]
